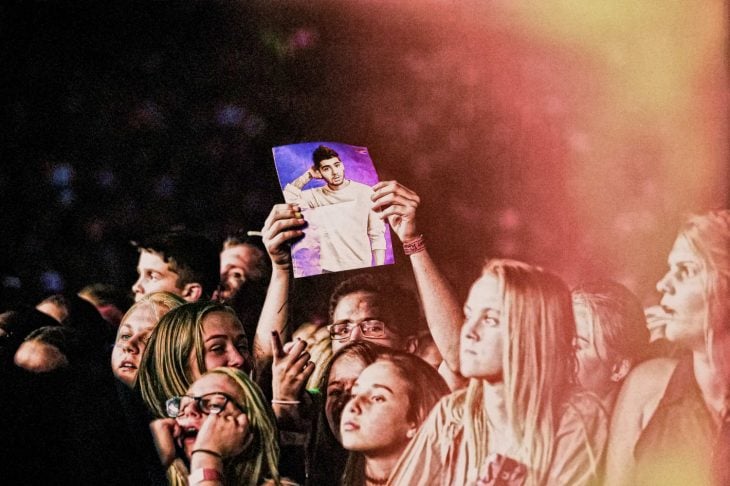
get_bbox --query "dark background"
[2,1,727,316]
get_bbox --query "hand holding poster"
[272,142,394,278]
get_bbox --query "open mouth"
[119,360,137,371]
[179,427,198,448]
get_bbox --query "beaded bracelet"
[403,234,426,255]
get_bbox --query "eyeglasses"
[165,392,247,418]
[327,319,387,341]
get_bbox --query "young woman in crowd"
[138,301,253,418]
[111,291,184,387]
[340,350,450,485]
[387,259,608,485]
[572,280,650,409]
[605,210,730,486]
[150,366,282,485]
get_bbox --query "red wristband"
[189,468,223,484]
[403,235,426,255]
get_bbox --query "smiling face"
[656,235,708,351]
[111,303,163,387]
[317,156,345,189]
[460,273,504,381]
[190,311,252,378]
[175,373,244,458]
[340,360,415,457]
[325,354,367,442]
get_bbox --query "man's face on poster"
[317,156,345,189]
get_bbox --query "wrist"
[403,234,426,255]
[189,468,223,485]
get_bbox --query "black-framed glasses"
[327,319,387,341]
[165,392,247,418]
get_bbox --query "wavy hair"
[460,258,577,486]
[138,301,245,417]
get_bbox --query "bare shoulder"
[621,357,678,398]
[615,357,679,426]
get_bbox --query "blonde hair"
[138,301,246,417]
[461,259,576,485]
[118,291,185,332]
[678,210,730,381]
[166,367,281,486]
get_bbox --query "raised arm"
[371,180,463,374]
[282,167,319,204]
[252,203,305,367]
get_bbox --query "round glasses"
[327,319,386,341]
[165,392,247,418]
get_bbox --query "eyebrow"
[372,384,394,394]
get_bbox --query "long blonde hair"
[138,301,246,417]
[461,259,576,485]
[679,210,730,384]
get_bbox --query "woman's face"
[175,373,244,458]
[573,301,614,397]
[656,235,707,350]
[460,273,504,382]
[111,304,161,387]
[325,354,367,442]
[190,311,252,378]
[340,361,415,456]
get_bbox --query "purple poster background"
[272,141,395,278]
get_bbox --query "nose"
[348,325,364,343]
[346,394,363,415]
[461,317,479,342]
[122,336,142,354]
[132,278,144,297]
[656,271,674,295]
[177,401,203,422]
[226,346,246,369]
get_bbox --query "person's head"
[36,293,115,364]
[327,274,421,354]
[166,367,280,486]
[218,233,269,303]
[78,283,133,328]
[655,210,730,362]
[131,231,219,303]
[460,259,576,483]
[14,325,82,373]
[111,291,185,388]
[460,259,576,387]
[138,301,252,417]
[340,352,449,459]
[572,281,649,398]
[0,307,59,366]
[312,145,345,189]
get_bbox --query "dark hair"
[328,274,424,338]
[132,230,220,299]
[0,306,60,366]
[25,325,83,364]
[572,280,650,365]
[312,145,340,169]
[78,283,133,311]
[342,350,450,486]
[306,341,385,485]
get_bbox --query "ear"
[181,283,203,302]
[610,358,632,383]
[406,422,418,439]
[404,335,418,355]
